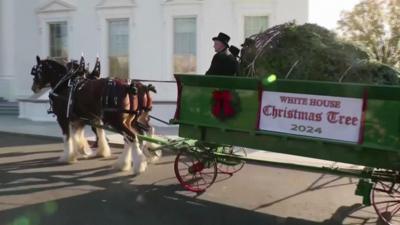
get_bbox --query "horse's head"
[30,56,67,93]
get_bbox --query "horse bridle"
[31,60,71,90]
[30,63,43,83]
[30,61,60,86]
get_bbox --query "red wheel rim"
[217,146,246,174]
[174,151,217,193]
[372,181,400,224]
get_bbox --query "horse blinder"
[31,63,44,84]
[30,66,37,76]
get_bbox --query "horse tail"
[146,84,157,93]
[145,85,154,111]
[129,82,155,113]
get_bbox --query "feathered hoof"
[96,146,112,158]
[133,160,147,175]
[79,142,92,153]
[80,149,95,159]
[58,155,78,164]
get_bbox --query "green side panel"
[364,100,400,150]
[178,75,260,131]
[179,88,259,131]
[175,74,400,170]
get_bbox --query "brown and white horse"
[30,56,157,174]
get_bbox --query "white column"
[0,0,16,101]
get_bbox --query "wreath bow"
[212,90,236,119]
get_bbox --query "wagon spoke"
[200,171,215,180]
[390,204,400,217]
[373,190,400,198]
[180,171,190,178]
[394,185,400,193]
[375,202,400,214]
[193,175,200,187]
[182,161,191,167]
[379,181,395,193]
[374,200,400,206]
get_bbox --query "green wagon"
[150,74,400,224]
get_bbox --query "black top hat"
[212,32,230,47]
[229,45,240,58]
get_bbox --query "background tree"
[338,0,400,70]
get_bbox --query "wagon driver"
[206,32,237,76]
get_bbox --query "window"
[173,17,196,74]
[108,19,129,79]
[49,22,68,62]
[244,16,268,38]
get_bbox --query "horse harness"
[101,79,153,115]
[47,67,86,117]
[48,70,153,126]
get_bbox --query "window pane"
[174,17,196,74]
[244,16,269,38]
[109,19,129,78]
[109,56,129,78]
[49,22,68,61]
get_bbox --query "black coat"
[206,50,238,76]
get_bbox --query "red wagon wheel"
[372,181,400,224]
[217,146,247,175]
[174,150,217,193]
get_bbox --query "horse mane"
[44,59,68,75]
[66,60,79,71]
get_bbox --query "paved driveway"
[0,133,387,225]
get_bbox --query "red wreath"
[211,90,239,120]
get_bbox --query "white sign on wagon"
[258,91,364,143]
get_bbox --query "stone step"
[0,110,18,115]
[0,102,18,115]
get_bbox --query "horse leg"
[135,111,161,163]
[58,119,78,163]
[76,123,94,158]
[114,135,132,171]
[131,135,147,174]
[124,114,148,173]
[69,121,88,161]
[95,121,111,158]
[113,118,147,173]
[113,114,137,169]
[60,134,77,163]
[110,114,132,171]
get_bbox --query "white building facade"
[1,0,316,122]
